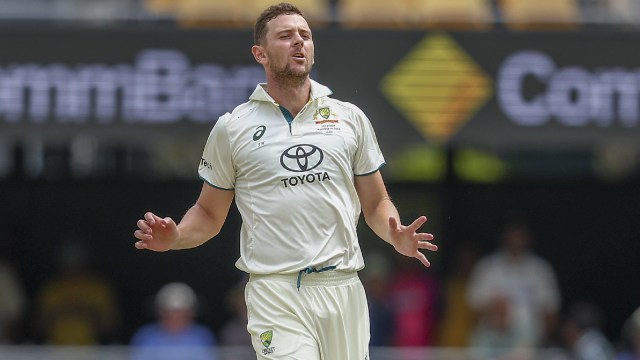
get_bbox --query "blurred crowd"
[0,0,639,30]
[1,219,640,360]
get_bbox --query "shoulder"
[190,324,216,343]
[215,101,255,126]
[311,79,370,119]
[208,101,257,137]
[471,253,504,274]
[214,99,267,134]
[229,100,260,120]
[477,252,502,266]
[323,97,367,118]
[524,252,554,270]
[131,324,162,344]
[320,97,373,134]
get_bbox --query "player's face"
[261,14,314,81]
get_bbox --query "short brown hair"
[254,3,304,45]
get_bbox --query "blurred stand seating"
[421,0,494,29]
[0,0,137,25]
[497,0,581,30]
[594,0,640,27]
[143,0,330,28]
[140,0,630,31]
[0,0,638,30]
[339,0,494,30]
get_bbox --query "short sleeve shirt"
[467,251,561,345]
[199,80,385,274]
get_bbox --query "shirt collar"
[249,79,333,103]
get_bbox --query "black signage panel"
[2,29,639,167]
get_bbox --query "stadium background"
[1,0,640,358]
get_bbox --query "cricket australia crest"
[260,330,275,354]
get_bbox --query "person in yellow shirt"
[34,240,120,345]
[437,241,479,347]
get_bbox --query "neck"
[506,249,525,262]
[266,77,311,117]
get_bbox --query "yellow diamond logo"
[381,33,492,143]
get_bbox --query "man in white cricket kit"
[134,3,438,359]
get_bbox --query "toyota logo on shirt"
[280,144,324,172]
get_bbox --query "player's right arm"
[134,183,234,251]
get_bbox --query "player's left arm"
[355,171,437,267]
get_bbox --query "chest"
[229,105,358,177]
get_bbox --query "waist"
[249,270,359,287]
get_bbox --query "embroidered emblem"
[260,330,273,348]
[319,106,330,119]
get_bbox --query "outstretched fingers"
[410,216,436,251]
[418,240,438,252]
[407,216,428,232]
[416,231,435,241]
[415,251,431,267]
[392,215,437,266]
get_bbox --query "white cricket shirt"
[198,80,385,274]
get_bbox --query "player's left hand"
[389,216,437,267]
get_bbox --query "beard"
[268,56,313,87]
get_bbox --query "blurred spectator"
[361,252,395,347]
[562,301,614,360]
[468,293,534,359]
[219,277,251,347]
[0,232,27,344]
[436,241,479,348]
[33,239,120,345]
[388,253,440,347]
[467,221,561,355]
[615,306,640,360]
[130,282,217,360]
[601,0,640,25]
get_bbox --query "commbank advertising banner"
[1,29,639,158]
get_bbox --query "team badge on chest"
[314,106,341,135]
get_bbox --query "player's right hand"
[134,212,179,252]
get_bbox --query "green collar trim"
[279,105,294,124]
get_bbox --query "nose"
[292,32,303,46]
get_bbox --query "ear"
[252,45,267,65]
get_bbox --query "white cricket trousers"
[245,271,370,360]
